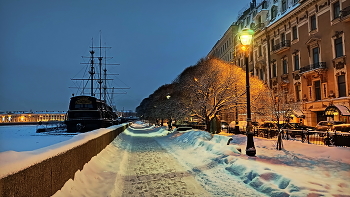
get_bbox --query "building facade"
[0,111,66,124]
[208,0,350,126]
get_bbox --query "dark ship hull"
[65,96,117,133]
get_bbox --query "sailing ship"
[65,38,125,133]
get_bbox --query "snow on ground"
[52,121,350,196]
[0,122,350,197]
[54,123,211,197]
[160,130,350,196]
[0,124,127,178]
[0,125,74,152]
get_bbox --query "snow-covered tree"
[173,57,268,133]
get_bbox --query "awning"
[324,105,350,116]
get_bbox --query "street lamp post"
[166,94,172,130]
[239,28,256,156]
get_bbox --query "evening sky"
[0,0,249,112]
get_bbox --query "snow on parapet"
[0,124,128,179]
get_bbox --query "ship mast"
[89,41,95,97]
[70,34,129,106]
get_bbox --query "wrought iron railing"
[272,40,291,51]
[341,6,350,17]
[254,128,350,147]
[254,22,265,31]
[299,62,326,73]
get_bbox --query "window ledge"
[331,17,341,25]
[291,39,299,45]
[309,29,318,35]
[333,55,346,61]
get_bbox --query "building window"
[338,75,346,97]
[310,15,317,31]
[272,63,277,77]
[282,0,287,12]
[333,1,340,20]
[292,26,298,40]
[293,53,300,70]
[295,85,302,102]
[314,80,321,100]
[271,6,277,20]
[334,37,343,58]
[282,59,288,74]
[281,33,285,43]
[262,1,268,9]
[259,68,264,80]
[271,38,275,51]
[312,47,319,64]
[258,45,262,56]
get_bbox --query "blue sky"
[0,0,248,112]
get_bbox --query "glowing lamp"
[239,28,254,46]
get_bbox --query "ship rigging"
[65,36,129,133]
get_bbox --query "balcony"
[254,23,265,32]
[272,40,291,54]
[299,62,327,74]
[340,6,350,22]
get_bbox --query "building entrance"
[316,111,327,123]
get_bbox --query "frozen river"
[0,125,74,152]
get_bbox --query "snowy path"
[53,122,350,197]
[53,126,210,196]
[119,131,209,196]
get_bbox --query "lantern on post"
[238,28,256,156]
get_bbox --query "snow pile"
[129,121,152,129]
[0,124,128,178]
[124,125,170,137]
[174,130,241,154]
[159,130,350,196]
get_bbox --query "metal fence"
[254,128,350,147]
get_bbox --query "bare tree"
[173,57,268,133]
[137,57,270,134]
[258,84,299,150]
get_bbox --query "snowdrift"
[161,130,350,197]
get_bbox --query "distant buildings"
[208,0,350,126]
[0,111,66,124]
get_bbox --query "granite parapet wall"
[0,124,128,197]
